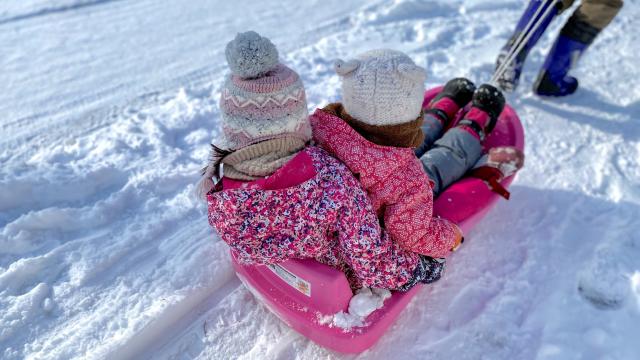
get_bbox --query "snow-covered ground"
[1,0,639,359]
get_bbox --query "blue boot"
[534,15,600,97]
[495,0,559,92]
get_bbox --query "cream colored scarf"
[222,137,306,181]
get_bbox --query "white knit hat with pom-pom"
[335,49,426,126]
[219,31,311,150]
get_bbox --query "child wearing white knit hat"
[310,49,520,265]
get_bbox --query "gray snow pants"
[416,114,482,196]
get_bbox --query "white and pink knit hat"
[219,31,311,149]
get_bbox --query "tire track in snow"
[108,272,241,360]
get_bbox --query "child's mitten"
[470,146,525,199]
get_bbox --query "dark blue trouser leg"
[495,0,559,91]
[534,14,600,96]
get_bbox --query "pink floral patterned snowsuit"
[207,146,421,289]
[310,109,461,258]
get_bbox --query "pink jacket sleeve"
[378,157,462,258]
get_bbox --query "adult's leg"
[494,0,568,91]
[534,0,623,96]
[576,0,623,29]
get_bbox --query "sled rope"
[491,0,560,85]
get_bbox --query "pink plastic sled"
[230,86,525,354]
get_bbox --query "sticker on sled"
[267,264,312,297]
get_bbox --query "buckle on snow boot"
[425,108,449,124]
[458,119,486,142]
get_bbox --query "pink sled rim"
[230,86,525,354]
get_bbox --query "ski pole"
[491,0,559,85]
[492,0,559,84]
[492,0,552,81]
[491,0,556,84]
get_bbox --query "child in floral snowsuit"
[199,32,440,291]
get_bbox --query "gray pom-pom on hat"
[225,31,279,79]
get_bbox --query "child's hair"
[197,144,234,199]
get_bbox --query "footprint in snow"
[446,280,500,329]
[577,241,637,310]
